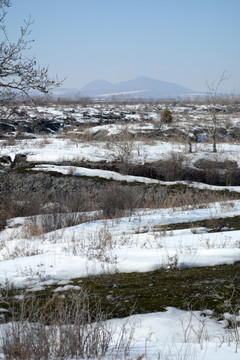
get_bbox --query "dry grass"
[38,136,51,147]
[2,135,16,146]
[0,288,136,360]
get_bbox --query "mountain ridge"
[51,76,199,99]
[80,76,197,99]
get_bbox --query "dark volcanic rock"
[228,126,240,140]
[12,154,28,168]
[0,170,168,208]
[0,122,15,133]
[32,120,62,133]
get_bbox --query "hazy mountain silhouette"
[82,79,113,91]
[80,76,196,99]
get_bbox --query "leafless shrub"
[1,290,110,359]
[1,192,45,219]
[127,153,240,186]
[38,136,51,147]
[0,289,135,360]
[218,287,240,353]
[194,158,240,186]
[98,184,139,218]
[155,152,187,182]
[61,130,82,145]
[67,166,75,175]
[69,222,118,273]
[82,222,120,279]
[31,196,96,236]
[56,188,97,215]
[0,197,28,230]
[3,240,42,260]
[109,124,137,164]
[0,184,97,232]
[166,253,179,272]
[80,128,94,142]
[2,135,16,146]
[24,211,86,236]
[178,309,209,349]
[22,218,44,238]
[123,153,190,182]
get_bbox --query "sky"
[4,0,240,93]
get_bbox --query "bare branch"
[0,1,64,103]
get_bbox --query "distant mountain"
[80,76,196,99]
[82,80,113,92]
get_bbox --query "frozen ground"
[1,199,240,288]
[104,308,240,359]
[1,183,240,358]
[1,102,240,358]
[2,135,240,167]
[1,101,240,167]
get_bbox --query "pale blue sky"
[5,0,240,92]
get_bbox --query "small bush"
[154,152,186,181]
[98,184,139,217]
[24,212,86,236]
[1,290,111,360]
[194,159,238,171]
[194,159,240,186]
[0,289,135,360]
[161,106,173,123]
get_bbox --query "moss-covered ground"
[154,215,240,233]
[1,263,240,322]
[72,263,240,319]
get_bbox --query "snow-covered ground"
[105,308,240,359]
[1,200,240,288]
[2,135,240,167]
[1,101,240,167]
[1,185,240,358]
[1,102,240,359]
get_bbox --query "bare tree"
[0,0,63,103]
[109,124,137,165]
[206,71,230,152]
